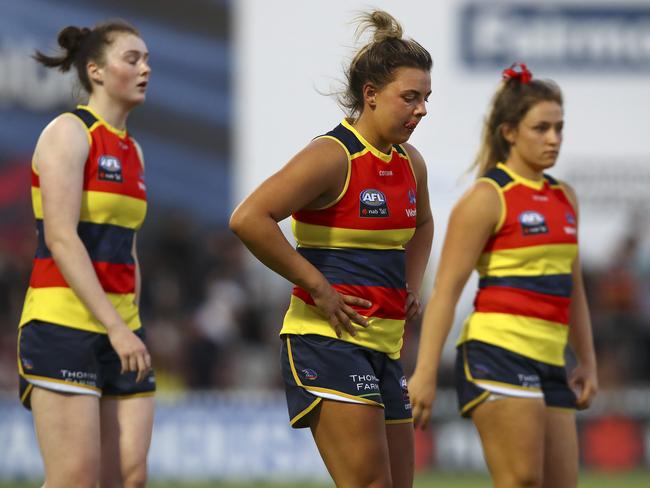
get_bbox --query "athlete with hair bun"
[18,20,154,488]
[409,63,598,488]
[231,10,434,487]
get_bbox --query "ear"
[501,123,517,145]
[87,61,104,86]
[362,82,378,109]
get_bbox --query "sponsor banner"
[460,3,650,71]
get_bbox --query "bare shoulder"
[34,113,90,172]
[452,179,501,226]
[401,142,427,182]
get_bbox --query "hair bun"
[57,26,91,53]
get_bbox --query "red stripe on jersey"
[474,286,570,325]
[484,184,577,252]
[30,258,136,294]
[294,151,416,231]
[83,125,146,201]
[293,284,407,320]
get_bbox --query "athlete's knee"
[503,470,543,488]
[123,462,148,488]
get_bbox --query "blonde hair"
[472,75,563,177]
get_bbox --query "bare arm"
[409,181,500,428]
[229,138,371,338]
[403,143,434,320]
[563,183,598,409]
[35,115,150,381]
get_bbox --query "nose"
[547,128,561,145]
[141,59,151,76]
[415,99,427,118]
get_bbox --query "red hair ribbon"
[502,62,532,84]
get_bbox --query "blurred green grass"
[1,470,649,487]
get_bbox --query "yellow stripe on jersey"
[32,187,147,229]
[477,243,578,278]
[19,287,141,333]
[458,312,569,366]
[293,220,415,250]
[281,295,404,359]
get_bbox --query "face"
[504,100,564,173]
[89,33,151,107]
[366,67,431,145]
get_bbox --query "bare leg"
[472,397,546,488]
[31,387,101,488]
[542,409,578,488]
[386,421,414,488]
[309,400,392,488]
[99,396,155,488]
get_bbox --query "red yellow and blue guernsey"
[280,119,418,359]
[19,106,147,334]
[458,163,578,366]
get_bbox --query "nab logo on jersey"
[360,189,389,217]
[98,155,123,182]
[519,210,548,235]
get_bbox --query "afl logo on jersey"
[98,155,123,182]
[360,189,389,217]
[519,211,548,235]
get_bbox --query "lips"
[404,121,418,131]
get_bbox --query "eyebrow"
[123,50,149,57]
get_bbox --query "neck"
[504,156,544,181]
[86,94,132,130]
[351,115,392,154]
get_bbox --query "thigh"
[472,397,546,487]
[386,422,414,488]
[542,409,578,488]
[31,387,101,488]
[310,400,392,488]
[99,396,155,486]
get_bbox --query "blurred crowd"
[1,206,650,394]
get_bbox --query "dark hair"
[33,20,140,93]
[472,66,563,177]
[339,10,432,119]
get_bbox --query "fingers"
[342,295,372,309]
[411,401,431,430]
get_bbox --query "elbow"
[229,205,249,238]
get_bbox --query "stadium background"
[1,0,649,485]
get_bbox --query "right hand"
[408,369,438,430]
[311,284,372,338]
[107,325,152,383]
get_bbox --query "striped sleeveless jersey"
[458,163,578,366]
[280,119,418,358]
[19,106,147,333]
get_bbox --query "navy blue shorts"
[18,320,156,410]
[455,340,576,417]
[281,334,412,428]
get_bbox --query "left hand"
[569,362,598,410]
[404,286,421,322]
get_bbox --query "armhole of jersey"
[310,135,352,210]
[68,111,94,147]
[477,177,507,234]
[555,180,578,216]
[399,144,418,190]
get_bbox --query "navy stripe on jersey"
[479,274,573,298]
[71,108,97,128]
[483,167,514,187]
[324,124,365,155]
[544,173,559,185]
[35,220,135,264]
[297,247,405,289]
